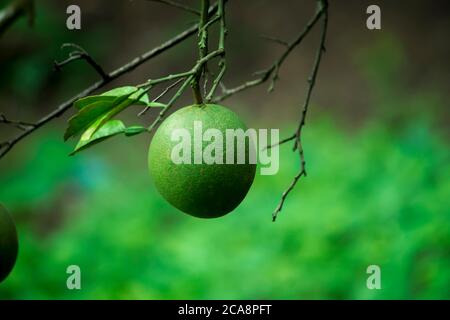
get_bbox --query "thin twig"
[138,78,184,116]
[147,75,194,132]
[203,67,212,97]
[272,170,306,221]
[260,34,289,47]
[201,13,220,31]
[152,79,183,102]
[272,0,329,222]
[54,44,110,81]
[214,2,326,102]
[191,0,210,104]
[219,81,227,93]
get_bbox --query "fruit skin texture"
[0,204,18,283]
[148,104,256,218]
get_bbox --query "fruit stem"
[192,82,204,104]
[191,0,210,104]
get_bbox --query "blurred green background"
[0,0,449,299]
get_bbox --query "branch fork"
[54,44,110,81]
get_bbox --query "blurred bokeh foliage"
[0,1,449,299]
[0,0,113,105]
[0,112,448,299]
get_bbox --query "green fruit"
[148,104,256,218]
[0,204,18,283]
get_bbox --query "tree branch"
[191,0,210,104]
[272,0,329,222]
[142,48,224,131]
[213,2,326,102]
[54,43,110,81]
[147,75,194,132]
[0,2,221,159]
[260,34,289,47]
[205,0,226,102]
[0,114,35,131]
[138,78,185,117]
[265,133,296,150]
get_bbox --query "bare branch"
[0,114,35,131]
[146,0,200,16]
[54,43,110,81]
[272,170,306,221]
[219,81,227,93]
[293,6,328,151]
[264,134,296,150]
[272,0,329,222]
[138,78,184,117]
[152,78,184,102]
[206,0,227,102]
[201,13,220,31]
[191,0,210,104]
[203,66,212,97]
[214,2,326,102]
[260,34,289,47]
[147,75,194,132]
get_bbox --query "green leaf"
[102,86,138,97]
[124,126,147,137]
[102,86,149,106]
[65,86,152,150]
[73,86,149,110]
[71,120,126,155]
[73,96,116,110]
[146,101,167,108]
[65,99,122,141]
[64,96,132,140]
[66,86,151,140]
[71,122,147,155]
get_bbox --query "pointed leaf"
[64,100,118,140]
[73,87,149,110]
[65,90,138,141]
[103,86,149,106]
[73,96,116,110]
[146,101,167,108]
[124,126,147,136]
[71,120,126,155]
[102,86,138,97]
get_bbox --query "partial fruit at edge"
[0,204,18,283]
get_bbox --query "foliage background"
[0,0,449,299]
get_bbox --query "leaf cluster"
[65,87,164,154]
